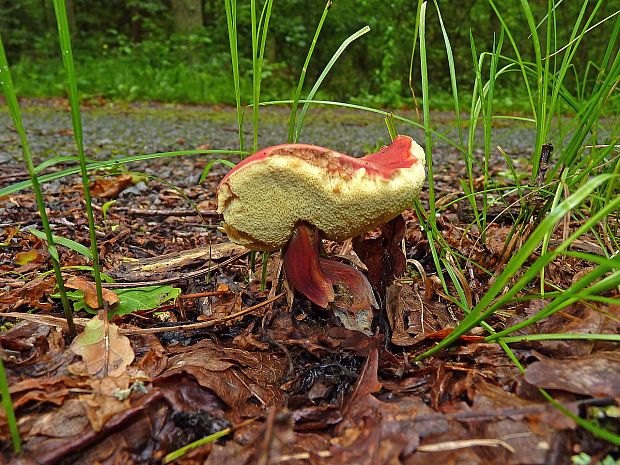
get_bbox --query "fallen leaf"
[29,399,90,437]
[113,285,181,316]
[65,276,119,309]
[15,249,40,265]
[157,339,286,421]
[524,351,620,397]
[90,173,134,198]
[70,314,135,377]
[1,275,56,311]
[79,375,131,431]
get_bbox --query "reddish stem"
[283,223,334,308]
[283,223,377,311]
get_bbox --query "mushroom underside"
[283,223,378,312]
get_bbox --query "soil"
[0,99,618,465]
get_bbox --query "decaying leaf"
[524,351,620,397]
[90,173,135,198]
[353,215,406,296]
[65,276,120,309]
[15,249,40,265]
[70,314,135,377]
[79,375,131,431]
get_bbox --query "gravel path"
[5,99,617,207]
[0,101,539,167]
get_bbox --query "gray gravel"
[0,102,540,166]
[6,100,613,194]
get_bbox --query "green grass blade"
[52,0,104,309]
[287,0,331,143]
[418,2,446,291]
[432,0,463,146]
[0,357,20,453]
[249,0,274,154]
[0,34,75,337]
[487,0,537,117]
[198,159,237,184]
[29,229,93,260]
[518,0,544,180]
[294,26,371,140]
[260,98,466,151]
[407,0,424,109]
[224,0,244,151]
[502,333,620,344]
[0,149,246,196]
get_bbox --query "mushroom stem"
[283,223,334,308]
[283,223,378,311]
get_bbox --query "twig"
[2,292,285,336]
[417,438,515,453]
[178,290,231,300]
[102,252,247,288]
[115,207,221,217]
[121,292,285,335]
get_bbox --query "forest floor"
[0,99,618,464]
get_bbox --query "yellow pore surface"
[217,144,426,251]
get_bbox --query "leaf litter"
[1,104,619,464]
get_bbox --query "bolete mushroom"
[217,135,425,316]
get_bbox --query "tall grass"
[0,38,75,339]
[410,0,620,445]
[52,0,104,310]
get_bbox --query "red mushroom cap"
[217,135,426,251]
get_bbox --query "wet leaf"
[90,173,134,198]
[65,276,119,309]
[79,375,131,432]
[524,352,620,397]
[29,399,90,437]
[15,249,39,265]
[353,215,406,296]
[70,314,135,378]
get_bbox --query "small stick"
[178,290,230,300]
[116,207,221,217]
[2,292,285,336]
[121,292,285,335]
[536,143,553,187]
[103,252,247,288]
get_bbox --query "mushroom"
[216,135,426,316]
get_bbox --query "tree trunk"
[171,0,203,34]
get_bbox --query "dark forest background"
[1,0,618,108]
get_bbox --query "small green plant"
[57,285,181,318]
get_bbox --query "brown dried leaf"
[158,340,286,421]
[2,275,56,311]
[524,351,620,397]
[385,283,418,346]
[79,375,131,432]
[70,314,135,378]
[90,173,134,199]
[65,276,119,309]
[29,398,90,437]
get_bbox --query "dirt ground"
[1,100,618,464]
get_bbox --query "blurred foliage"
[0,0,618,107]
